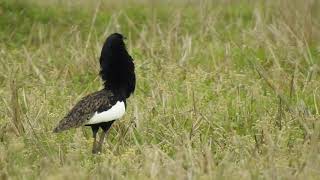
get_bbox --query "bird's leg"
[96,121,115,153]
[91,125,100,154]
[96,130,108,153]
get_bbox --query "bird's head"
[100,33,129,66]
[99,33,129,70]
[104,33,126,50]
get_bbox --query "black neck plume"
[99,37,135,100]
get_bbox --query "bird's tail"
[53,125,65,133]
[52,118,69,133]
[53,126,62,133]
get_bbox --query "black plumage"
[53,33,135,154]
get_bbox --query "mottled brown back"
[53,89,117,132]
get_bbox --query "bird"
[53,33,135,154]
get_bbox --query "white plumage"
[85,101,125,125]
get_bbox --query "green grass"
[1,0,320,179]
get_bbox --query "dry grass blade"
[10,79,25,135]
[85,0,101,50]
[23,47,46,84]
[253,62,292,112]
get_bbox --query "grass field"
[0,0,320,179]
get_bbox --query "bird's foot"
[92,148,101,154]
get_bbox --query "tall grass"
[0,0,320,179]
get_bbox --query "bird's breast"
[85,101,126,125]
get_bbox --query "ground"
[0,0,320,179]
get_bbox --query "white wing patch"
[85,101,125,125]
